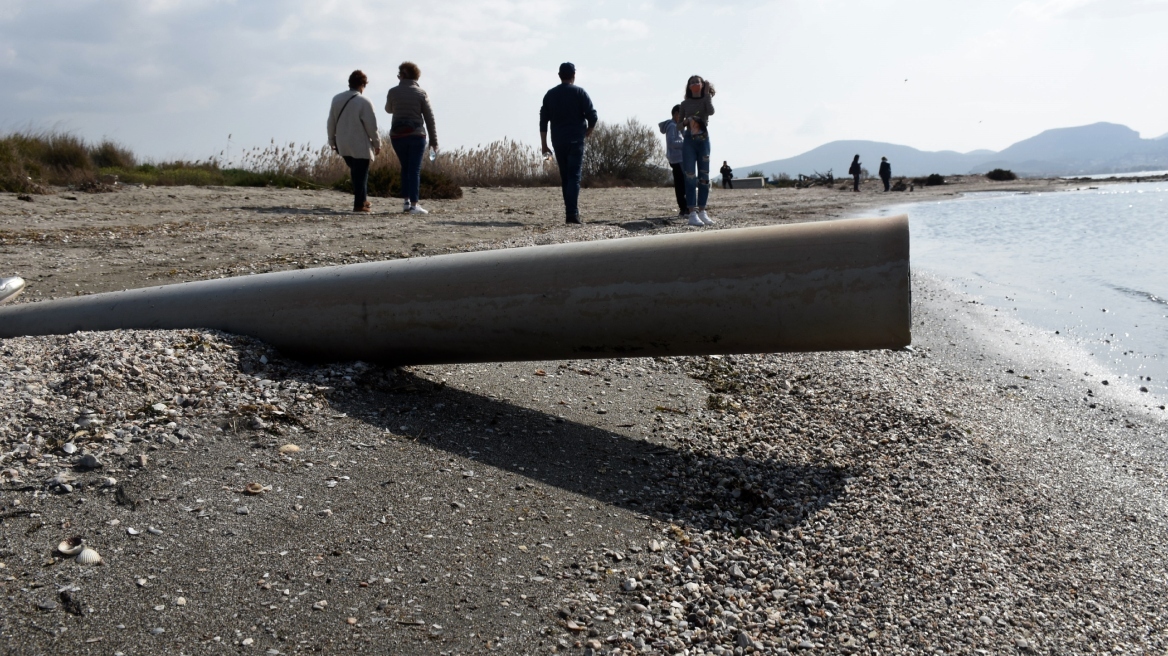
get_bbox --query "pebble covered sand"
[2,181,1166,654]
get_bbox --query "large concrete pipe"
[0,215,911,364]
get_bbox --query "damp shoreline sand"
[1,178,1166,654]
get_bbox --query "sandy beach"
[2,177,1166,655]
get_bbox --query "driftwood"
[796,169,834,188]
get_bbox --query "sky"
[2,0,1166,167]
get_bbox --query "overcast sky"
[2,0,1166,167]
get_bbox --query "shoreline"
[2,179,1166,654]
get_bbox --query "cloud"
[1016,0,1168,19]
[585,18,649,39]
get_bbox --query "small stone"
[631,603,647,613]
[150,627,165,635]
[147,527,163,536]
[278,444,300,454]
[980,615,993,626]
[151,403,168,414]
[621,578,638,591]
[136,454,149,468]
[136,578,147,587]
[318,508,333,517]
[74,454,102,471]
[648,540,663,552]
[236,506,250,515]
[241,637,254,646]
[799,639,814,649]
[346,617,357,625]
[737,632,753,648]
[313,600,328,611]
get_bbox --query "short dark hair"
[348,70,368,90]
[671,104,681,115]
[398,61,420,81]
[558,62,576,80]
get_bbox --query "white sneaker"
[402,199,411,213]
[408,205,429,215]
[687,212,704,227]
[698,209,715,225]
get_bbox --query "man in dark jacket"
[849,155,862,192]
[878,157,892,192]
[719,161,734,189]
[540,63,598,224]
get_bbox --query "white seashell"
[126,527,140,536]
[75,547,102,565]
[57,536,84,556]
[62,442,78,455]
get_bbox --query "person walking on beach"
[878,156,892,192]
[680,75,716,226]
[659,105,687,218]
[385,61,438,215]
[849,154,862,192]
[719,161,734,189]
[540,62,598,224]
[327,70,380,213]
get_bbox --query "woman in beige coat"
[327,70,381,213]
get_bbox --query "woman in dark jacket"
[385,61,438,214]
[849,154,862,192]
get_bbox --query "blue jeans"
[553,139,584,219]
[391,135,427,204]
[342,156,370,210]
[682,132,710,209]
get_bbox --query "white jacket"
[327,90,380,159]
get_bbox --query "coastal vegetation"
[985,168,1018,181]
[0,121,666,199]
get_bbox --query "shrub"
[985,168,1017,181]
[333,167,462,200]
[912,174,946,186]
[746,170,765,178]
[582,118,668,186]
[90,140,136,169]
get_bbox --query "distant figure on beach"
[879,156,892,192]
[327,70,380,213]
[680,75,716,227]
[658,105,687,218]
[385,61,438,215]
[849,154,862,192]
[720,161,734,189]
[540,62,598,224]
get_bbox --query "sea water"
[877,181,1168,404]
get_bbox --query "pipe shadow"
[432,220,528,228]
[291,365,849,535]
[240,206,359,216]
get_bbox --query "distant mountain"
[743,122,1168,178]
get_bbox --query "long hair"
[685,76,715,99]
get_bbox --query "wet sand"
[2,177,1166,655]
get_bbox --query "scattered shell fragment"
[75,548,103,565]
[147,526,164,536]
[622,578,638,591]
[244,482,265,495]
[101,477,118,487]
[312,600,328,611]
[127,527,141,536]
[62,442,78,455]
[174,597,186,606]
[278,444,300,454]
[57,536,85,556]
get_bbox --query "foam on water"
[869,181,1168,409]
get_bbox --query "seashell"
[75,547,102,565]
[101,477,118,487]
[126,527,140,536]
[278,444,300,455]
[244,482,265,495]
[62,442,78,455]
[147,526,164,536]
[57,536,84,556]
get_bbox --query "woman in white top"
[327,70,381,213]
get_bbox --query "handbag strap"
[336,92,359,123]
